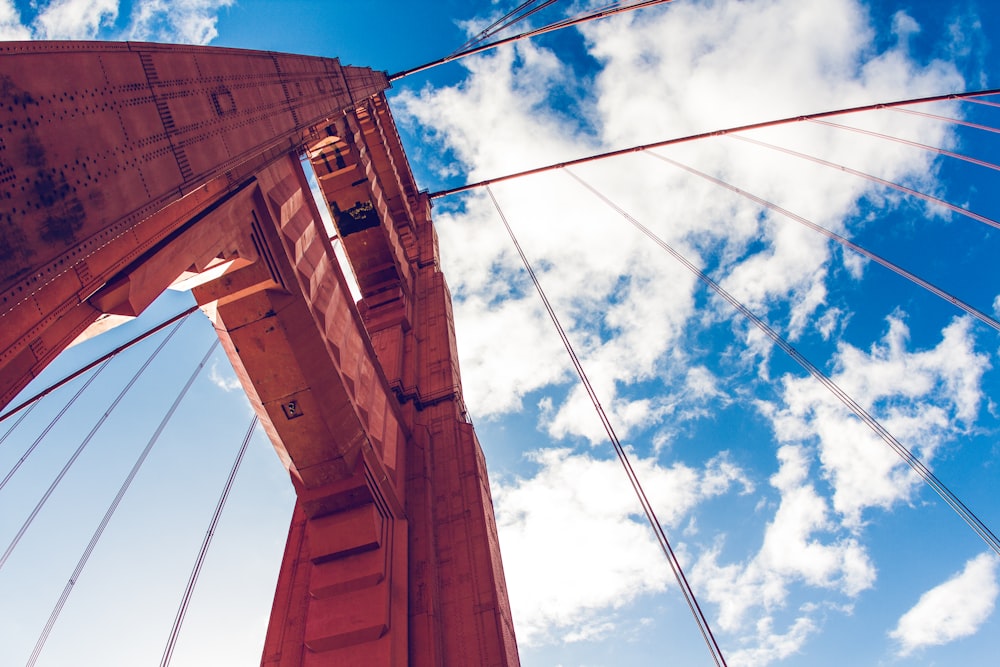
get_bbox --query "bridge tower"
[0,41,519,666]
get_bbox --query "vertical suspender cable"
[26,339,221,667]
[643,150,1000,333]
[160,414,258,667]
[390,0,675,80]
[0,402,39,449]
[728,134,1000,231]
[0,305,200,426]
[0,318,186,572]
[0,360,112,492]
[564,168,1000,556]
[485,185,728,667]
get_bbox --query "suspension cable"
[0,400,39,450]
[0,305,200,426]
[428,88,1000,199]
[390,0,675,80]
[485,185,728,667]
[0,317,187,572]
[643,149,1000,332]
[729,134,1000,231]
[0,359,112,493]
[807,118,1000,174]
[454,0,560,54]
[26,339,220,667]
[964,97,1000,110]
[564,168,1000,556]
[160,414,258,667]
[892,106,1000,135]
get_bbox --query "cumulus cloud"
[693,445,875,663]
[890,553,999,656]
[398,0,964,442]
[762,316,988,525]
[686,315,986,663]
[33,0,118,39]
[493,447,751,644]
[4,0,232,43]
[397,4,987,660]
[126,0,234,45]
[0,0,31,39]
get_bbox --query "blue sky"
[1,1,1000,666]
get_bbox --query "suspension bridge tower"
[0,41,519,666]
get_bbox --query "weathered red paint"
[0,42,518,666]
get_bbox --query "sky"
[1,1,1000,666]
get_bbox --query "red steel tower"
[0,41,519,666]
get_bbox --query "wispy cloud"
[890,553,999,656]
[209,360,242,392]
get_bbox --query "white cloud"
[493,447,749,645]
[33,0,118,39]
[693,445,875,663]
[890,553,1000,656]
[691,315,988,663]
[126,0,234,45]
[208,360,242,392]
[398,0,964,442]
[7,0,232,43]
[763,316,988,525]
[0,0,30,39]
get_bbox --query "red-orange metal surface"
[0,42,517,666]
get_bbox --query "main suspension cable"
[390,0,675,80]
[643,149,1000,333]
[0,317,187,572]
[485,185,728,667]
[564,168,1000,556]
[429,88,1000,199]
[160,414,258,667]
[26,339,220,667]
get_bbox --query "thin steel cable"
[390,0,674,80]
[0,305,200,426]
[0,318,186,572]
[564,168,1000,556]
[0,400,39,450]
[0,359,112,493]
[429,87,1000,199]
[963,96,1000,109]
[160,415,258,667]
[643,150,1000,333]
[26,339,220,667]
[808,118,1000,174]
[892,106,1000,135]
[485,185,728,667]
[729,134,1000,231]
[455,0,560,54]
